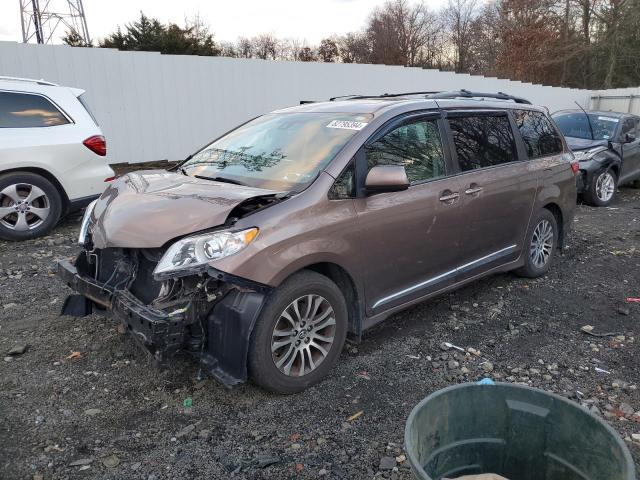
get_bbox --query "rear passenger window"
[366,119,445,184]
[0,91,69,128]
[448,115,517,171]
[514,110,563,158]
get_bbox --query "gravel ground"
[1,186,639,480]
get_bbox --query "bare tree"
[443,0,479,71]
[252,33,279,60]
[318,38,339,62]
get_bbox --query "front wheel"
[584,168,617,206]
[248,270,348,394]
[516,209,558,278]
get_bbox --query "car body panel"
[88,170,281,249]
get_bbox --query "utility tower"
[20,0,91,45]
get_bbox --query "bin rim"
[404,381,636,480]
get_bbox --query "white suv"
[0,76,115,241]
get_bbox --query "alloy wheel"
[530,219,553,269]
[595,171,615,203]
[271,294,336,377]
[0,183,51,231]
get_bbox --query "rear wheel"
[516,209,558,278]
[584,168,617,206]
[0,172,62,241]
[248,270,348,394]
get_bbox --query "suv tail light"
[83,135,107,156]
[570,161,579,175]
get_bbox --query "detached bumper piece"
[57,254,270,386]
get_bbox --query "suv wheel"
[0,172,62,241]
[248,270,348,394]
[516,209,558,278]
[585,168,617,206]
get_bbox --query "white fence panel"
[1,41,595,164]
[590,88,640,116]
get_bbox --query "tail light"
[83,135,107,156]
[104,176,116,182]
[570,162,580,175]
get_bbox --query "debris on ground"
[347,410,364,422]
[7,344,28,356]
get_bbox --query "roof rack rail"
[0,76,58,86]
[329,91,440,101]
[427,89,531,104]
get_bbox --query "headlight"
[572,146,607,162]
[78,200,97,246]
[153,228,259,276]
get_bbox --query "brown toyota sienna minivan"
[58,91,577,393]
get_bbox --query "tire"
[248,270,348,394]
[584,168,617,206]
[516,209,558,279]
[0,172,62,241]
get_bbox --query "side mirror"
[624,133,637,143]
[365,165,409,194]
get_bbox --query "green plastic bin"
[405,382,636,480]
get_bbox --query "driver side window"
[365,119,445,184]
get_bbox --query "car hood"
[89,170,280,249]
[565,136,609,151]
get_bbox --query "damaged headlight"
[572,147,607,162]
[78,199,97,246]
[153,228,259,276]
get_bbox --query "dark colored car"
[58,91,577,393]
[552,109,640,206]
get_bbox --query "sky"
[0,0,448,46]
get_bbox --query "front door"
[353,114,467,315]
[619,117,640,184]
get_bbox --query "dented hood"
[89,170,279,249]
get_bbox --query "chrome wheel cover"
[0,183,50,231]
[530,219,554,269]
[271,294,336,377]
[595,171,615,202]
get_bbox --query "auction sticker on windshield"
[326,120,368,130]
[598,116,619,123]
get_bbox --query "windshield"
[181,112,372,191]
[552,112,619,141]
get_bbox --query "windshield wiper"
[194,175,247,186]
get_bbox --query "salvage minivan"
[58,91,577,393]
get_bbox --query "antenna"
[574,101,594,141]
[20,0,91,45]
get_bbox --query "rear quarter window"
[514,110,563,158]
[0,91,70,128]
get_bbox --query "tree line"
[63,0,640,89]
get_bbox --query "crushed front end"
[57,245,271,386]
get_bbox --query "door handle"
[464,187,483,195]
[439,192,460,203]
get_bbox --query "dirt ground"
[1,186,639,480]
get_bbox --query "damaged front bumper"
[57,253,271,386]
